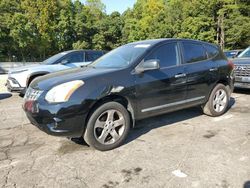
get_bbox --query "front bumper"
[25,108,87,137]
[23,95,92,138]
[234,76,250,89]
[234,82,250,89]
[6,77,26,92]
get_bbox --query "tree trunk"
[220,14,225,50]
[216,15,220,45]
[216,13,225,50]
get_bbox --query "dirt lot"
[0,81,250,187]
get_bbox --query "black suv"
[23,39,234,151]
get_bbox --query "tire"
[83,102,130,151]
[27,75,41,87]
[20,88,27,97]
[203,84,230,117]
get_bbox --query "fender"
[83,84,137,127]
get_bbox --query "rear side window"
[86,51,103,62]
[204,44,219,58]
[145,43,178,68]
[182,42,207,63]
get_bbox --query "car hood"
[232,58,250,65]
[31,67,118,91]
[9,64,40,73]
[9,63,71,75]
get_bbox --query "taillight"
[227,60,235,70]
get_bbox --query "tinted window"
[145,43,178,68]
[204,44,219,58]
[86,51,103,62]
[183,42,207,63]
[63,52,83,63]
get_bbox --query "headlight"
[45,80,84,103]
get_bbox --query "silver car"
[6,50,105,94]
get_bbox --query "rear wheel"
[84,102,130,151]
[203,84,230,117]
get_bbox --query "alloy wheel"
[213,89,227,112]
[94,109,125,145]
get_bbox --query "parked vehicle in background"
[23,39,234,151]
[232,46,250,89]
[224,50,243,59]
[6,50,106,94]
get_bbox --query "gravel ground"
[0,89,250,188]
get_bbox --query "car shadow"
[70,97,236,149]
[125,107,202,145]
[125,96,236,146]
[19,93,25,98]
[70,137,88,146]
[0,93,12,100]
[229,97,235,108]
[244,181,250,188]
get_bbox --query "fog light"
[53,117,62,128]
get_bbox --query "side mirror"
[135,59,160,73]
[60,59,70,65]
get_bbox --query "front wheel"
[83,102,130,151]
[202,84,230,117]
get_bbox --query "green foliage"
[0,0,249,61]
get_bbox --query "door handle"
[175,73,186,78]
[209,67,218,72]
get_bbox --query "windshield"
[224,51,237,58]
[90,43,151,68]
[238,47,250,58]
[42,52,68,65]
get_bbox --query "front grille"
[234,64,250,77]
[24,87,43,101]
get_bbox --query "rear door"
[135,42,187,119]
[181,42,219,102]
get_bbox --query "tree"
[0,0,249,61]
[0,0,21,61]
[56,0,75,51]
[122,0,168,42]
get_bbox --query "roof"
[62,49,106,54]
[128,38,215,46]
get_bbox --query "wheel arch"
[27,71,49,86]
[205,79,231,104]
[85,94,136,132]
[216,79,232,94]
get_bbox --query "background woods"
[0,0,249,61]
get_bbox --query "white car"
[6,50,105,94]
